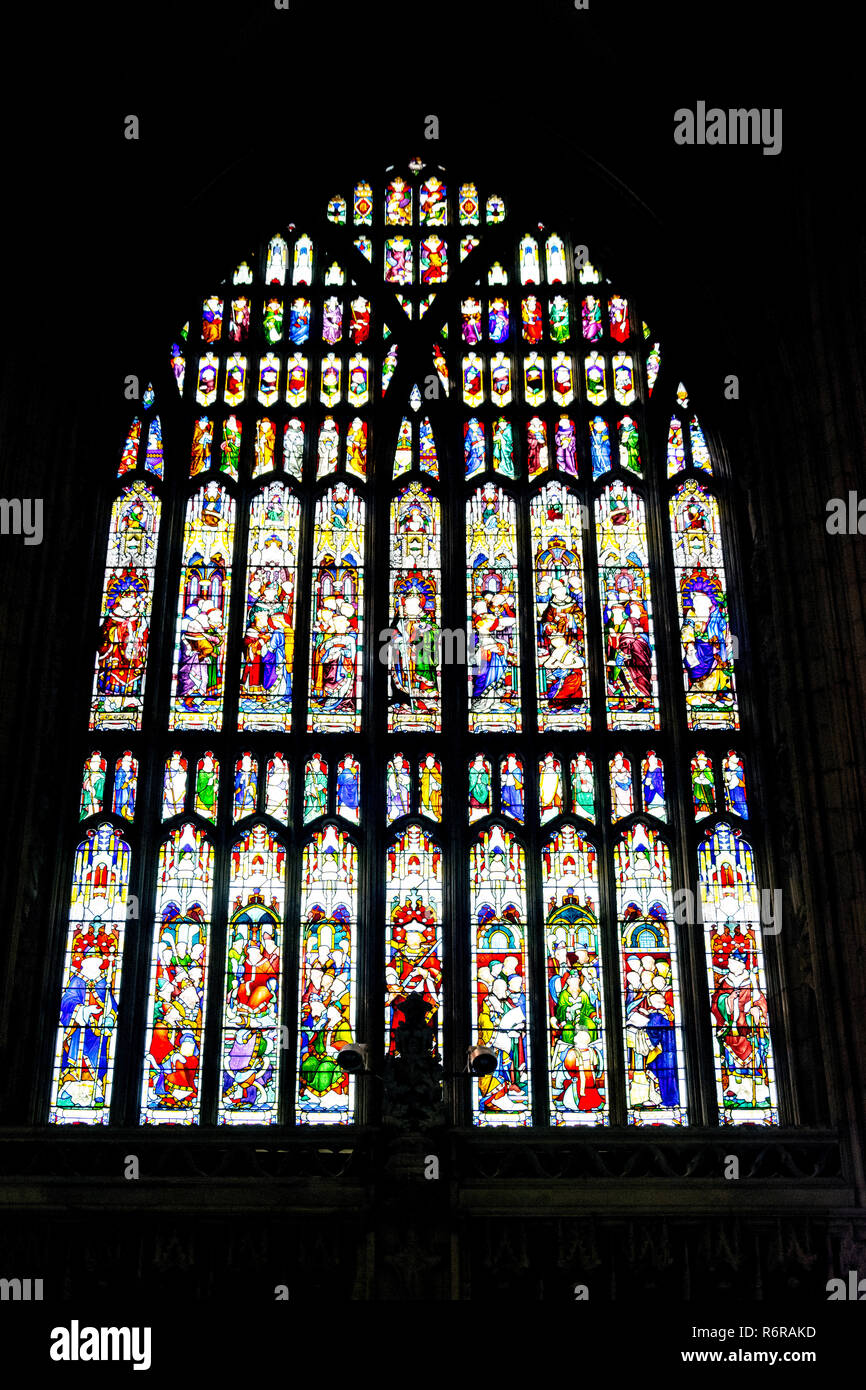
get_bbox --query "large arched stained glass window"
[49,159,781,1129]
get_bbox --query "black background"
[0,0,863,1363]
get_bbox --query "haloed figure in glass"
[680,570,733,706]
[56,926,118,1113]
[96,570,150,704]
[389,573,439,721]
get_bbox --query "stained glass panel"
[253,417,276,476]
[585,351,607,405]
[609,753,634,820]
[169,483,236,732]
[531,481,589,730]
[618,416,642,475]
[690,415,712,472]
[492,418,515,477]
[219,824,285,1124]
[229,297,250,342]
[144,417,163,479]
[201,296,223,343]
[266,235,288,284]
[419,755,442,821]
[723,750,749,819]
[419,176,446,224]
[419,417,439,477]
[544,826,607,1125]
[49,824,131,1124]
[80,752,107,819]
[465,418,486,478]
[140,823,215,1124]
[641,752,667,820]
[265,753,290,823]
[292,235,313,285]
[194,753,218,821]
[162,751,188,819]
[262,298,283,347]
[571,754,596,822]
[519,235,541,284]
[283,419,304,479]
[233,754,258,822]
[670,480,738,729]
[296,826,358,1124]
[489,298,509,342]
[388,481,442,733]
[220,416,241,480]
[386,176,412,225]
[336,755,361,824]
[471,825,530,1125]
[90,480,160,731]
[349,296,370,344]
[539,754,564,823]
[609,294,629,341]
[316,418,339,478]
[394,417,412,478]
[303,755,328,822]
[596,483,659,730]
[692,751,716,819]
[698,823,778,1123]
[589,416,612,479]
[526,417,549,479]
[549,295,570,343]
[190,417,213,476]
[545,234,567,284]
[646,342,661,396]
[614,823,688,1124]
[467,484,521,733]
[468,755,492,822]
[667,417,685,476]
[522,295,542,344]
[385,825,443,1060]
[386,754,411,823]
[307,485,365,734]
[111,751,138,821]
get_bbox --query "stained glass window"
[51,158,786,1134]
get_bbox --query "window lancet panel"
[471,824,531,1126]
[296,826,358,1125]
[239,483,301,733]
[307,485,365,734]
[90,481,161,732]
[219,824,286,1125]
[614,823,688,1125]
[467,484,521,733]
[169,484,236,733]
[49,825,131,1125]
[140,824,215,1125]
[544,824,607,1125]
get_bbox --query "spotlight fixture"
[336,1043,370,1074]
[466,1045,497,1076]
